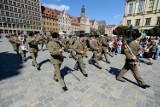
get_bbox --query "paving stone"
[0,37,160,107]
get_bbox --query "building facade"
[0,0,42,34]
[85,18,90,34]
[58,10,71,34]
[70,16,80,33]
[41,6,59,34]
[123,0,160,32]
[90,20,99,30]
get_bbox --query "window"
[157,17,160,25]
[128,3,133,14]
[0,4,4,9]
[9,0,12,5]
[11,12,14,17]
[135,19,140,26]
[137,1,144,13]
[145,18,151,25]
[149,0,154,9]
[127,20,131,26]
[10,7,13,11]
[6,12,9,16]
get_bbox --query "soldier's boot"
[73,62,78,71]
[96,63,102,69]
[62,86,68,91]
[88,59,92,64]
[36,64,41,71]
[53,75,59,82]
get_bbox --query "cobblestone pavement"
[0,37,160,107]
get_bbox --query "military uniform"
[26,35,40,70]
[9,35,21,54]
[88,35,102,69]
[39,35,46,50]
[98,36,110,63]
[20,35,27,61]
[117,33,150,89]
[73,35,88,77]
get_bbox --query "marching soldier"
[19,33,28,62]
[48,32,68,91]
[39,34,46,51]
[98,34,110,63]
[26,32,40,70]
[73,34,88,77]
[9,34,21,54]
[88,34,102,69]
[116,32,150,89]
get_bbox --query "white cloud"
[42,3,70,11]
[114,14,121,19]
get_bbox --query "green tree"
[146,25,160,36]
[113,26,128,36]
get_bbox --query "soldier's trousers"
[21,51,26,61]
[89,51,101,67]
[98,49,109,62]
[117,62,145,86]
[30,52,38,67]
[74,55,87,74]
[41,41,45,50]
[12,44,20,54]
[53,64,65,88]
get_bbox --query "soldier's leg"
[94,52,101,68]
[53,64,65,88]
[74,61,78,70]
[53,65,58,81]
[31,52,38,67]
[130,64,145,86]
[117,62,130,80]
[104,51,110,63]
[78,56,87,75]
[97,52,103,60]
[21,51,25,61]
[88,54,94,64]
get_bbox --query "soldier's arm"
[124,43,134,60]
[73,42,81,54]
[90,41,97,50]
[48,42,61,56]
[102,38,108,46]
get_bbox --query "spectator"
[117,38,122,54]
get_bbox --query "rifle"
[125,44,140,66]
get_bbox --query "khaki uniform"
[9,36,21,54]
[88,39,102,68]
[39,35,46,50]
[73,40,87,75]
[98,37,110,62]
[20,37,27,61]
[117,40,145,86]
[48,41,65,88]
[26,37,39,67]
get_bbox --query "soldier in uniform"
[19,33,27,62]
[26,32,40,70]
[116,32,150,89]
[9,34,21,54]
[73,34,88,77]
[48,32,68,91]
[97,34,110,63]
[39,34,46,51]
[88,35,102,69]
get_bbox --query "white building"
[90,20,99,30]
[58,10,71,34]
[123,0,160,32]
[85,18,90,33]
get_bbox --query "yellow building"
[41,6,60,34]
[123,0,160,32]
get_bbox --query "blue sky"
[41,0,125,25]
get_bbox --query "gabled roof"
[97,20,106,26]
[70,16,80,26]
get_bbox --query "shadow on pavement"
[39,59,50,67]
[25,55,32,61]
[0,52,23,80]
[61,66,74,78]
[107,67,121,77]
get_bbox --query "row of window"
[127,17,160,26]
[0,4,40,13]
[128,0,154,14]
[44,27,58,31]
[43,22,58,26]
[0,10,41,21]
[0,17,41,26]
[0,0,40,8]
[0,23,41,30]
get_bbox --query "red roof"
[70,16,80,26]
[42,6,61,19]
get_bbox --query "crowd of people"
[1,32,160,91]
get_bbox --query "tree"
[113,26,128,36]
[146,25,160,36]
